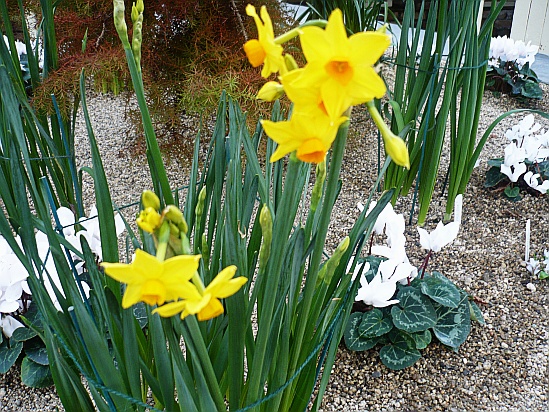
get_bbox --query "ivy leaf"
[20,357,53,388]
[358,309,393,338]
[391,287,437,333]
[419,272,461,308]
[344,312,381,351]
[433,292,471,349]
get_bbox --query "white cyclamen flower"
[0,315,24,338]
[417,195,463,253]
[523,171,549,194]
[501,161,526,183]
[355,272,399,308]
[526,258,541,276]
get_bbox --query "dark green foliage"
[486,61,543,100]
[344,271,483,370]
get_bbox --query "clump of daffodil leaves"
[102,190,247,321]
[243,4,410,168]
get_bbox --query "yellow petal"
[162,254,201,281]
[197,298,224,321]
[122,284,144,308]
[153,300,187,318]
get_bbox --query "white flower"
[417,194,462,253]
[355,272,399,308]
[523,171,549,194]
[0,315,24,338]
[501,161,526,183]
[489,36,538,69]
[526,258,541,276]
[76,205,125,260]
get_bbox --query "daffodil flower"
[101,249,201,308]
[136,207,162,233]
[153,265,247,321]
[243,5,286,78]
[291,8,390,119]
[261,112,347,163]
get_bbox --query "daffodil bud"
[164,205,188,234]
[169,222,179,237]
[201,233,210,265]
[259,204,272,271]
[195,186,207,221]
[131,3,139,23]
[136,0,144,14]
[317,237,350,286]
[113,0,130,47]
[256,81,284,102]
[366,101,410,169]
[142,190,160,211]
[136,207,162,233]
[132,6,143,68]
[311,160,326,212]
[284,53,299,72]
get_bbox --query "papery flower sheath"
[291,9,390,119]
[243,5,286,78]
[101,249,201,308]
[153,265,247,321]
[261,112,347,163]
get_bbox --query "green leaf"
[25,339,49,365]
[0,339,23,373]
[357,309,393,338]
[539,271,549,280]
[133,302,148,329]
[484,166,507,188]
[410,329,432,350]
[419,272,461,308]
[521,81,543,99]
[391,287,437,333]
[469,300,485,325]
[11,327,37,342]
[344,312,381,351]
[379,342,421,370]
[20,357,53,388]
[433,293,471,349]
[486,158,503,168]
[504,185,520,199]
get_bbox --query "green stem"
[280,117,350,410]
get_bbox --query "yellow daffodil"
[101,249,201,308]
[261,112,347,163]
[243,5,286,78]
[136,207,162,233]
[153,265,247,321]
[280,68,330,120]
[292,8,390,119]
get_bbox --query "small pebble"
[526,283,537,292]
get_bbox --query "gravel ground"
[1,83,548,411]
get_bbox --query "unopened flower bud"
[113,0,130,47]
[195,186,207,220]
[259,205,272,271]
[317,237,349,286]
[311,160,326,212]
[136,0,144,14]
[257,81,284,102]
[142,190,160,211]
[136,207,162,233]
[163,205,188,234]
[366,101,410,169]
[131,3,138,23]
[284,53,299,72]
